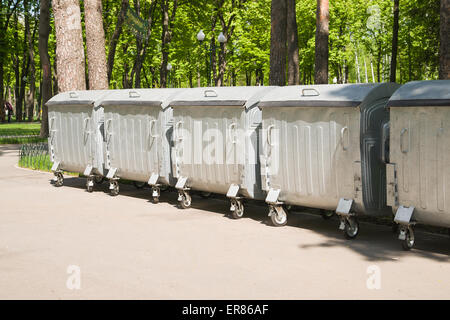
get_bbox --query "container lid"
[169,86,277,109]
[387,80,450,107]
[99,88,187,109]
[46,90,110,107]
[259,83,392,108]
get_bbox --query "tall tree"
[0,0,19,122]
[440,0,449,79]
[314,0,329,84]
[160,0,178,88]
[390,0,400,82]
[107,0,129,82]
[26,2,38,122]
[53,0,86,92]
[269,0,287,85]
[84,0,109,89]
[39,0,52,138]
[287,0,299,85]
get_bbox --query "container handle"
[228,123,237,144]
[105,119,113,145]
[204,89,218,97]
[267,124,276,147]
[340,126,349,151]
[69,91,78,98]
[301,88,319,96]
[400,128,409,153]
[381,122,390,163]
[129,90,141,98]
[175,121,183,141]
[149,119,159,138]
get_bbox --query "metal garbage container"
[258,83,400,238]
[47,90,109,191]
[169,86,276,217]
[100,88,186,201]
[386,80,450,250]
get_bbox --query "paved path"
[0,144,449,299]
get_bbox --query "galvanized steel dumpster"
[386,80,450,250]
[169,86,276,217]
[101,88,186,201]
[47,90,109,191]
[259,83,400,237]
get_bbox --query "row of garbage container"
[47,80,450,250]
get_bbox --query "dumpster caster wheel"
[320,209,334,220]
[54,172,64,187]
[94,176,104,184]
[133,181,146,189]
[151,186,160,204]
[230,199,244,219]
[269,205,288,227]
[178,191,191,209]
[87,185,93,193]
[200,191,212,199]
[86,177,94,193]
[399,226,415,251]
[343,216,359,239]
[110,181,119,196]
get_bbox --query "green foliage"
[0,0,443,104]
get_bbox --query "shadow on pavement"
[54,175,450,262]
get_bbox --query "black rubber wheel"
[401,228,415,251]
[200,191,212,198]
[110,182,119,196]
[343,218,359,239]
[320,209,335,220]
[133,181,146,189]
[231,202,244,219]
[54,173,64,187]
[94,176,104,184]
[153,196,159,204]
[178,194,191,209]
[87,185,93,193]
[270,207,288,227]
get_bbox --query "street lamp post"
[197,29,227,87]
[197,29,211,86]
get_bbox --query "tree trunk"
[84,0,109,90]
[107,0,129,82]
[26,8,36,122]
[287,0,299,85]
[269,0,287,86]
[439,0,450,79]
[390,0,399,82]
[314,0,329,84]
[53,0,86,92]
[39,0,52,137]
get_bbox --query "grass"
[0,122,45,144]
[18,154,79,176]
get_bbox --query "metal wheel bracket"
[175,176,189,191]
[394,206,415,225]
[51,161,61,173]
[265,188,281,205]
[109,179,119,190]
[177,189,190,201]
[106,167,117,180]
[268,203,285,217]
[86,176,94,188]
[152,186,161,198]
[83,165,93,177]
[148,173,159,186]
[336,198,354,217]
